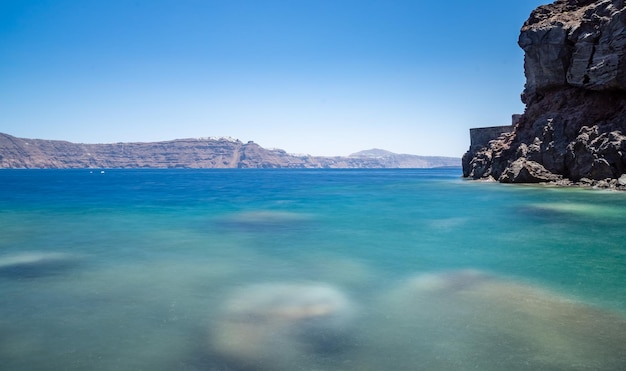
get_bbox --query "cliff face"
[0,134,260,169]
[0,133,460,169]
[349,149,462,168]
[463,0,626,188]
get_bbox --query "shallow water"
[1,169,626,370]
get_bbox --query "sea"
[1,168,625,370]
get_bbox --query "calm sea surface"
[1,168,626,370]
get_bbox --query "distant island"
[0,133,460,169]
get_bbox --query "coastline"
[463,175,626,192]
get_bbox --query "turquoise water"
[1,168,626,370]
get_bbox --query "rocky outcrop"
[461,124,515,179]
[463,0,626,189]
[0,133,460,169]
[520,0,626,104]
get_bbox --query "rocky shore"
[463,0,626,190]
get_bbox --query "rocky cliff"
[463,0,626,189]
[0,133,460,169]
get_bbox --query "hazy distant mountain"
[350,148,460,168]
[0,133,460,169]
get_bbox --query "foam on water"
[1,169,626,370]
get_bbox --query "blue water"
[1,168,626,370]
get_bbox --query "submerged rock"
[0,252,79,278]
[210,282,354,370]
[356,269,626,370]
[216,210,313,232]
[524,201,626,218]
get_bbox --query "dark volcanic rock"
[464,0,626,189]
[0,133,460,169]
[520,0,626,104]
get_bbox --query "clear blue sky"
[0,0,547,157]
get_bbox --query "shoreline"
[462,176,626,192]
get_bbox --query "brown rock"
[0,133,460,169]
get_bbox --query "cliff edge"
[0,133,460,169]
[463,0,626,189]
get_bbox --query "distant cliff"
[463,0,626,189]
[350,149,460,168]
[0,133,460,169]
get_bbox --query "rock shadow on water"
[207,282,356,370]
[214,210,315,234]
[0,252,81,279]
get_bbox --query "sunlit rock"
[210,282,354,370]
[499,158,562,183]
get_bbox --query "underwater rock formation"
[206,271,626,370]
[464,0,626,188]
[349,269,626,370]
[0,252,79,278]
[216,210,313,232]
[209,282,354,370]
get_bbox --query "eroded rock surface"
[464,0,626,189]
